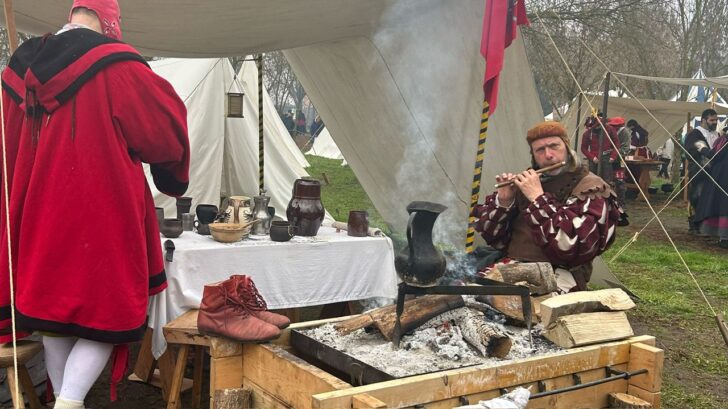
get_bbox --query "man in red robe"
[0,1,189,407]
[472,121,621,292]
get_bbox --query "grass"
[306,155,391,235]
[306,156,728,409]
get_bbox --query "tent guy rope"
[1,0,22,404]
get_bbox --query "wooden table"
[624,159,662,201]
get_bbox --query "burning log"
[334,295,464,340]
[483,262,557,295]
[474,295,537,326]
[423,307,512,358]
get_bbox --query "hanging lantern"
[226,92,244,118]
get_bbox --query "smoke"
[369,0,480,248]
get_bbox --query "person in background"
[295,110,307,134]
[473,121,622,292]
[580,112,619,183]
[694,125,728,248]
[684,109,720,233]
[627,119,649,148]
[310,114,324,138]
[607,116,631,226]
[0,1,190,408]
[282,111,295,133]
[657,138,675,179]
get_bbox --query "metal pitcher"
[251,192,272,235]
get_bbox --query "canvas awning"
[0,0,388,57]
[560,95,728,151]
[614,72,728,89]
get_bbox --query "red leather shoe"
[229,274,291,329]
[197,278,281,342]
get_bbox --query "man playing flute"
[471,121,622,292]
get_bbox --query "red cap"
[607,116,625,127]
[70,0,121,40]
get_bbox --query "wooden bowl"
[209,222,249,243]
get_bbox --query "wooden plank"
[6,366,24,409]
[158,348,177,401]
[166,344,190,409]
[192,347,205,409]
[210,355,244,392]
[627,343,664,392]
[627,385,661,409]
[312,337,652,409]
[242,344,350,409]
[351,394,388,408]
[209,337,242,358]
[163,309,212,347]
[244,379,294,409]
[133,327,157,382]
[274,315,355,347]
[2,0,19,53]
[544,311,633,348]
[541,289,636,328]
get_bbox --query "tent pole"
[684,112,691,203]
[573,93,583,149]
[597,72,610,178]
[257,54,264,194]
[2,0,18,53]
[465,99,489,254]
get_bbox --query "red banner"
[481,0,529,113]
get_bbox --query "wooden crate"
[208,315,663,409]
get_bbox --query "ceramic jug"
[251,193,272,235]
[394,201,448,287]
[286,178,325,236]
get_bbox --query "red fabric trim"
[25,42,139,112]
[2,68,25,102]
[110,343,129,401]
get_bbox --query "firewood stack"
[540,288,636,348]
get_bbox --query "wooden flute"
[493,161,567,188]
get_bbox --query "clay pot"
[196,204,218,224]
[270,221,296,242]
[286,178,325,236]
[160,218,183,238]
[155,207,164,229]
[176,196,193,218]
[347,210,369,237]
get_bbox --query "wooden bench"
[0,340,44,409]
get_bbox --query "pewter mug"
[181,213,195,231]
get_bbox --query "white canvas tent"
[310,127,345,162]
[146,58,312,220]
[5,0,540,247]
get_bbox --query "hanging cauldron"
[394,201,448,287]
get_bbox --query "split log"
[540,288,636,328]
[214,387,252,409]
[608,392,653,408]
[532,293,554,321]
[334,295,464,340]
[484,262,557,294]
[543,311,633,348]
[423,307,512,358]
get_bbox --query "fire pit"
[224,316,663,409]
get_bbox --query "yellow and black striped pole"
[257,54,264,193]
[466,99,489,254]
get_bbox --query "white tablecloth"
[148,226,398,357]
